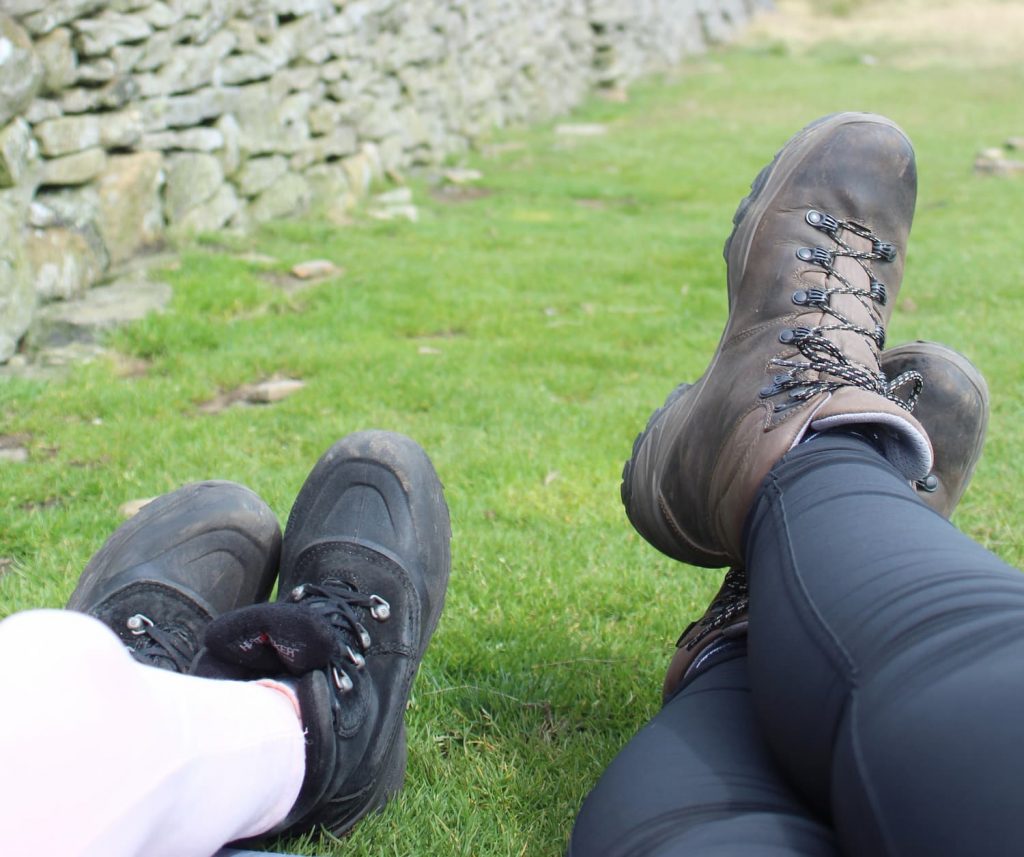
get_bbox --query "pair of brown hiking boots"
[618,113,989,700]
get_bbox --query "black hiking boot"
[194,430,451,838]
[66,480,280,672]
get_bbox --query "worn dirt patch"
[744,0,1024,69]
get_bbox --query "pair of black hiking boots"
[66,430,451,840]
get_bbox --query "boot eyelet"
[873,324,886,349]
[332,666,354,692]
[759,374,791,398]
[796,247,833,267]
[355,622,371,649]
[870,280,888,305]
[346,645,366,669]
[369,595,391,621]
[779,326,811,344]
[806,209,839,233]
[126,613,153,635]
[916,473,939,493]
[792,288,828,307]
[873,240,897,262]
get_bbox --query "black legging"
[571,433,1024,856]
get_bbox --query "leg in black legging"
[746,432,1024,856]
[569,654,839,857]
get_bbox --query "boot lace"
[125,613,196,672]
[678,567,749,652]
[286,579,391,693]
[759,209,923,414]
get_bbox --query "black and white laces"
[760,209,923,414]
[679,567,749,652]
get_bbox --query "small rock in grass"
[443,168,483,184]
[245,378,306,403]
[290,259,341,280]
[0,434,30,462]
[555,123,607,137]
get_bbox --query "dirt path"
[743,0,1024,68]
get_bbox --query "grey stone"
[233,155,288,196]
[110,43,146,73]
[0,187,34,361]
[0,118,37,188]
[77,58,119,84]
[248,171,309,222]
[267,0,333,15]
[24,98,62,123]
[0,1,49,15]
[308,100,346,136]
[340,149,375,197]
[173,182,239,234]
[41,147,106,185]
[60,76,140,113]
[95,151,164,264]
[357,101,401,140]
[20,0,104,36]
[232,83,308,157]
[164,152,223,222]
[0,15,43,127]
[142,1,182,29]
[136,29,174,72]
[138,89,227,131]
[215,113,241,175]
[24,225,105,301]
[99,109,143,148]
[34,185,99,229]
[289,126,358,170]
[135,30,235,97]
[141,127,225,152]
[303,162,354,222]
[33,275,172,346]
[218,53,278,86]
[272,65,320,94]
[226,19,263,54]
[35,27,77,94]
[34,114,101,157]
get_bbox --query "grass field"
[3,2,1024,854]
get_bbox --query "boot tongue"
[202,602,342,676]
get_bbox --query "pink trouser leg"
[0,609,305,857]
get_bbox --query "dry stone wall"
[0,0,769,362]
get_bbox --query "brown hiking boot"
[623,112,932,570]
[887,341,989,518]
[656,341,990,701]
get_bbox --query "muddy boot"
[658,341,989,701]
[67,481,280,672]
[622,112,931,570]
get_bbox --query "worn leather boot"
[657,340,989,701]
[623,112,932,569]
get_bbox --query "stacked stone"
[0,0,769,363]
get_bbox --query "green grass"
[4,33,1024,856]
